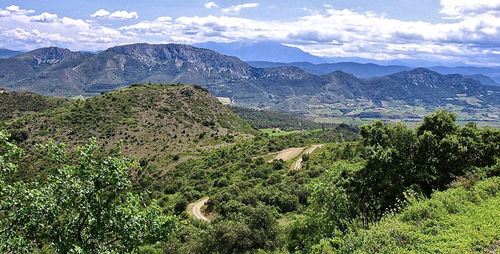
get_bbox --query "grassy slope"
[330,177,500,254]
[3,84,258,170]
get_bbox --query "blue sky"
[1,0,500,65]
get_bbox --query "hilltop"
[0,89,71,122]
[3,84,258,170]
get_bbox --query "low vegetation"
[230,106,334,131]
[0,90,71,121]
[328,176,500,253]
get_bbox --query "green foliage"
[353,110,500,218]
[230,106,335,131]
[288,162,365,253]
[197,205,282,254]
[329,177,500,253]
[0,133,175,253]
[261,128,299,137]
[290,111,500,253]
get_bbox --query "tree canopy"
[0,131,176,253]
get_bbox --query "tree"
[357,121,417,217]
[0,132,176,253]
[349,111,500,217]
[198,204,281,254]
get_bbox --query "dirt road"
[188,197,210,221]
[291,144,324,171]
[269,147,305,162]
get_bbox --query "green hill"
[3,84,258,170]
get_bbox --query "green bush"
[331,177,500,253]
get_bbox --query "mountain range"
[1,43,500,123]
[0,48,24,58]
[247,61,411,78]
[196,41,500,84]
[192,41,467,66]
[247,61,499,86]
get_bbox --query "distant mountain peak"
[193,41,327,63]
[407,67,440,75]
[104,43,250,69]
[16,47,91,65]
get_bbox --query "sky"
[1,0,500,65]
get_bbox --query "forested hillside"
[229,105,335,130]
[2,104,499,253]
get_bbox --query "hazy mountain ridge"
[193,41,327,63]
[247,61,411,78]
[429,66,500,84]
[248,61,500,87]
[1,43,500,123]
[0,48,24,58]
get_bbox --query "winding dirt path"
[268,147,305,162]
[188,197,210,221]
[291,144,324,171]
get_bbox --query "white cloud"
[91,9,110,18]
[7,27,74,42]
[30,12,58,23]
[221,3,259,14]
[440,0,500,18]
[5,5,18,11]
[108,10,138,20]
[119,6,500,65]
[205,2,219,9]
[4,4,500,65]
[5,5,35,15]
[156,16,172,22]
[91,9,138,20]
[5,5,34,15]
[0,9,11,17]
[0,6,131,51]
